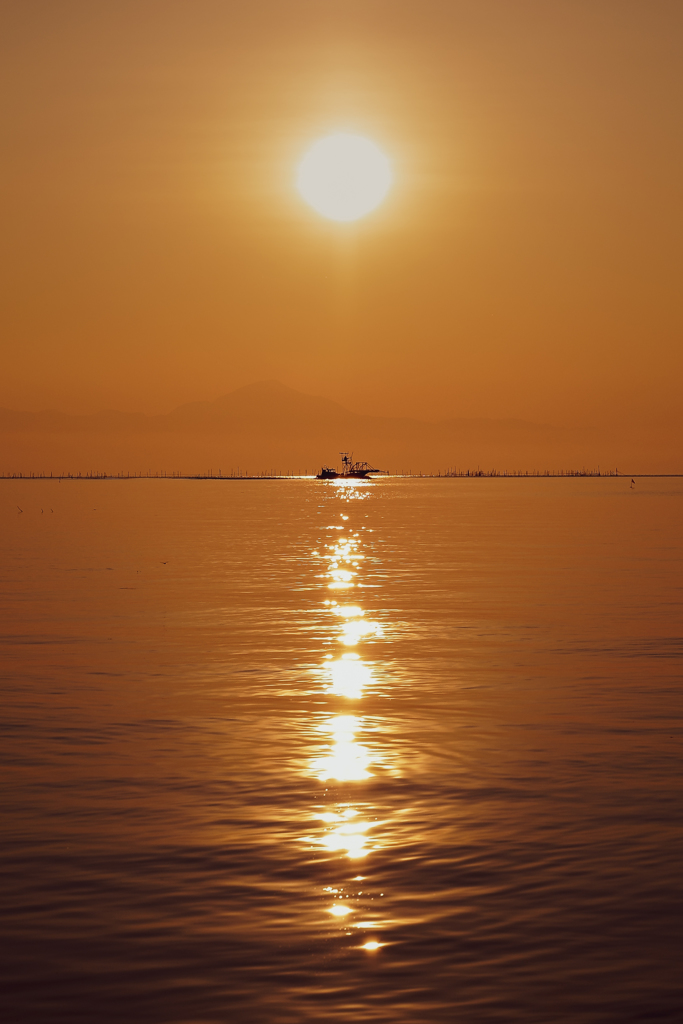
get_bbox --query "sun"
[296,133,392,222]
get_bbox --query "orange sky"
[2,0,682,429]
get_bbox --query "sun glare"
[297,133,392,222]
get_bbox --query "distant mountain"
[164,381,355,429]
[0,381,357,433]
[0,380,679,474]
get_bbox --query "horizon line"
[3,470,680,481]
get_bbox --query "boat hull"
[315,473,373,480]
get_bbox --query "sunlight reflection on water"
[306,480,395,942]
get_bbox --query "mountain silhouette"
[0,380,679,474]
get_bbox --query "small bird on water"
[630,479,636,488]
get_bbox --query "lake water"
[1,477,682,1023]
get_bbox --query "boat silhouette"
[316,452,385,480]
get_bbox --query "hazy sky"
[2,0,682,425]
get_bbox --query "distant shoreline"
[2,472,682,481]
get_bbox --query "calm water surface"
[1,478,682,1023]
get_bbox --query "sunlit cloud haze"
[1,0,682,465]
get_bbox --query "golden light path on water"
[303,478,391,950]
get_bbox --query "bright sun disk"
[297,133,392,222]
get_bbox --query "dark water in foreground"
[1,478,682,1024]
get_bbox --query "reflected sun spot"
[333,605,364,618]
[327,655,372,698]
[311,715,371,781]
[340,619,382,646]
[328,903,353,917]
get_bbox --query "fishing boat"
[316,452,384,480]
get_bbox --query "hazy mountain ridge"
[0,381,679,474]
[0,380,556,436]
